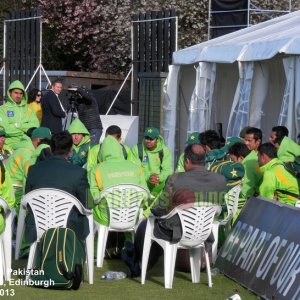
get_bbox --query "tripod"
[63,101,78,130]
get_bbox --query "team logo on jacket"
[7,111,14,117]
[143,156,149,163]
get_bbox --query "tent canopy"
[163,11,300,164]
[173,10,300,64]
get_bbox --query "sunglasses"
[37,94,42,97]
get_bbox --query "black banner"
[216,197,300,300]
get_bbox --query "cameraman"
[69,87,103,144]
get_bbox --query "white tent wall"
[259,57,286,140]
[163,11,300,162]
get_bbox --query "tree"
[2,0,300,74]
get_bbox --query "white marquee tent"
[162,10,300,162]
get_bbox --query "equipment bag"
[31,227,85,290]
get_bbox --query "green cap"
[222,137,244,152]
[186,132,200,145]
[0,126,6,137]
[211,160,244,189]
[144,127,160,139]
[31,127,52,140]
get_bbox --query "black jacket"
[25,155,90,242]
[41,90,66,134]
[76,88,102,130]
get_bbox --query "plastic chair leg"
[15,207,26,260]
[164,244,178,289]
[86,215,94,283]
[0,241,4,285]
[96,224,109,268]
[26,242,38,281]
[211,223,219,264]
[141,220,153,285]
[3,213,12,280]
[204,247,213,287]
[189,247,201,283]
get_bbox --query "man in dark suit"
[41,79,66,134]
[25,131,90,242]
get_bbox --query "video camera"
[67,85,94,108]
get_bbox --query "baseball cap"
[0,126,6,137]
[222,137,244,152]
[186,132,200,145]
[31,127,52,140]
[144,127,160,139]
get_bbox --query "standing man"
[131,127,173,200]
[74,87,103,144]
[41,79,66,134]
[0,80,39,149]
[25,131,90,243]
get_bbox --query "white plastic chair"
[211,184,242,263]
[141,204,217,289]
[94,184,150,268]
[0,198,12,284]
[15,188,94,284]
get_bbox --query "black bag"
[31,227,85,290]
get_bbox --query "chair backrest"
[176,205,216,248]
[21,188,89,240]
[224,184,241,221]
[99,184,150,230]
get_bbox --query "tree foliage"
[2,0,300,74]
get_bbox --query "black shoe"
[121,248,141,278]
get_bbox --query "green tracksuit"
[68,118,95,167]
[131,135,173,198]
[277,136,300,163]
[0,80,39,149]
[259,158,299,206]
[88,135,148,226]
[0,164,15,234]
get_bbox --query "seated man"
[258,142,299,206]
[25,131,90,242]
[122,143,227,277]
[176,132,200,173]
[0,126,13,162]
[269,125,300,162]
[86,125,132,172]
[68,118,95,167]
[5,127,52,212]
[0,160,15,234]
[131,127,173,200]
[88,135,148,227]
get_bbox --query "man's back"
[26,155,88,206]
[25,155,89,242]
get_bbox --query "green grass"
[4,257,259,300]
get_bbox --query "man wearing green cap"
[176,132,200,172]
[131,127,173,204]
[0,126,13,162]
[68,118,95,167]
[0,80,39,150]
[5,127,52,212]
